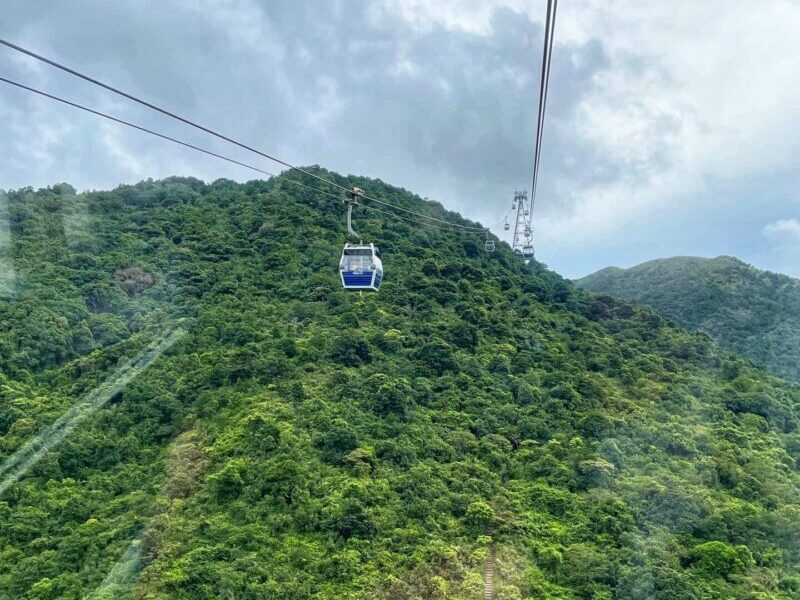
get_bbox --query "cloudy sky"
[1,0,798,278]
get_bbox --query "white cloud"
[763,219,800,242]
[542,1,800,245]
[99,127,151,180]
[0,85,76,181]
[185,0,284,61]
[760,218,800,277]
[302,76,345,135]
[370,0,526,34]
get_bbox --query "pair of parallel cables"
[528,0,558,231]
[0,38,484,234]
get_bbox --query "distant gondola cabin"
[522,245,535,263]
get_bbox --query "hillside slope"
[1,174,799,600]
[575,256,800,383]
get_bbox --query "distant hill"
[576,256,800,383]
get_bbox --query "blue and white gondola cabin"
[339,243,383,291]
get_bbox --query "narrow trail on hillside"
[483,547,495,600]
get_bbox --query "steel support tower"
[511,190,532,254]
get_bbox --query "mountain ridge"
[576,255,800,384]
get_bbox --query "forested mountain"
[575,256,800,384]
[1,173,799,600]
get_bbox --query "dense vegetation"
[575,256,800,383]
[1,174,799,599]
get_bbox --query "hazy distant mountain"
[577,256,800,382]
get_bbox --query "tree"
[689,541,749,579]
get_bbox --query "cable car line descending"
[510,0,557,264]
[529,0,558,223]
[0,75,479,239]
[0,38,485,233]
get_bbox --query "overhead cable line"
[353,203,473,233]
[529,0,558,222]
[0,38,485,232]
[0,76,330,200]
[0,76,276,178]
[0,76,479,236]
